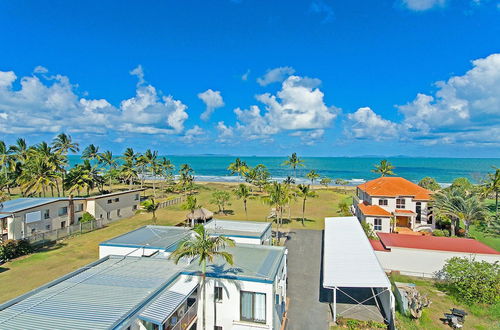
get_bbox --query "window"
[60,221,66,228]
[240,291,266,323]
[43,209,50,219]
[46,225,51,230]
[132,205,138,211]
[374,218,382,231]
[107,212,111,220]
[75,204,83,212]
[107,199,112,204]
[114,197,120,202]
[78,217,82,222]
[416,202,422,223]
[31,228,36,234]
[214,286,223,302]
[58,207,68,216]
[396,198,405,209]
[378,199,388,206]
[214,327,223,330]
[135,194,139,201]
[117,209,121,217]
[428,215,433,224]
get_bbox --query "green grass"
[0,182,353,303]
[391,274,500,330]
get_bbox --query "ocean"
[68,156,500,185]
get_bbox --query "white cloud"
[233,75,338,139]
[345,107,399,141]
[216,121,235,143]
[0,65,189,136]
[241,69,250,81]
[33,66,48,74]
[257,66,296,86]
[401,0,446,11]
[198,89,225,121]
[179,125,205,144]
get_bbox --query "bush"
[336,317,386,329]
[439,257,500,304]
[0,239,33,261]
[80,212,96,223]
[433,229,449,237]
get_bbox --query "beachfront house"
[352,177,433,233]
[0,224,288,330]
[1,189,144,241]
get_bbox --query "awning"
[323,216,391,289]
[139,277,199,325]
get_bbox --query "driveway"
[285,229,329,330]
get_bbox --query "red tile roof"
[358,177,431,200]
[377,233,500,255]
[369,239,390,252]
[358,203,391,217]
[394,209,416,215]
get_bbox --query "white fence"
[157,196,185,209]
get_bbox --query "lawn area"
[0,182,353,304]
[391,274,500,330]
[469,199,500,251]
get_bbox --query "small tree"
[210,190,231,214]
[182,195,200,213]
[233,184,252,219]
[361,221,376,239]
[438,257,500,305]
[418,177,441,191]
[306,170,320,185]
[337,200,350,216]
[320,177,332,189]
[140,198,159,223]
[80,212,96,223]
[372,160,396,177]
[296,184,317,226]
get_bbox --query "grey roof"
[139,277,198,325]
[100,226,192,251]
[0,198,69,214]
[0,256,185,330]
[204,219,272,238]
[86,189,144,200]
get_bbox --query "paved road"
[286,229,329,330]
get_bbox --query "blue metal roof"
[204,219,272,239]
[100,226,192,250]
[0,197,87,214]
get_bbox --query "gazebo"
[186,207,214,227]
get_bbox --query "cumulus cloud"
[234,75,338,139]
[344,107,399,141]
[400,0,446,11]
[257,66,296,86]
[0,65,189,136]
[216,121,235,143]
[198,89,225,121]
[179,125,206,144]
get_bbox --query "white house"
[370,232,500,278]
[204,219,273,245]
[353,177,433,233]
[1,189,144,241]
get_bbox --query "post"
[333,287,337,323]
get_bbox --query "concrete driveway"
[285,229,329,330]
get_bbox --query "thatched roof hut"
[186,207,214,226]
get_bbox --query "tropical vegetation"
[372,159,396,177]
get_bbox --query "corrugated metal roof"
[0,256,184,330]
[323,216,391,288]
[204,219,271,238]
[0,198,67,213]
[139,277,198,325]
[100,226,192,250]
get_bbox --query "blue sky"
[0,0,499,157]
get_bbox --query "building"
[1,189,144,241]
[0,223,287,330]
[204,219,272,245]
[352,177,433,233]
[370,232,500,278]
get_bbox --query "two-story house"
[352,177,433,233]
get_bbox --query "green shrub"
[433,229,449,237]
[439,257,500,304]
[0,239,33,260]
[337,317,386,329]
[80,212,96,223]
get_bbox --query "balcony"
[169,300,198,330]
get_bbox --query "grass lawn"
[391,274,500,330]
[0,182,353,304]
[468,199,500,251]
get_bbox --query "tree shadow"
[0,267,10,273]
[33,241,68,253]
[292,217,316,226]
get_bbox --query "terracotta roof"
[369,239,390,252]
[358,177,431,200]
[377,233,500,255]
[358,203,391,217]
[394,209,416,215]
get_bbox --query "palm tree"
[296,184,317,226]
[119,161,138,189]
[98,151,117,191]
[169,225,235,330]
[372,160,396,177]
[140,198,159,223]
[182,195,200,214]
[17,156,58,197]
[179,164,195,194]
[234,184,252,219]
[82,144,100,160]
[320,177,332,189]
[52,133,79,197]
[227,158,249,181]
[481,167,499,223]
[158,157,175,192]
[306,170,320,186]
[262,182,290,230]
[282,152,304,180]
[143,149,159,197]
[9,138,29,163]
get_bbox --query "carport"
[323,216,395,327]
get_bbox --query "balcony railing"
[353,195,361,205]
[170,301,198,330]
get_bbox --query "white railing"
[171,301,198,330]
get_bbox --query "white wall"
[99,245,167,258]
[228,236,263,245]
[374,247,500,278]
[364,216,391,233]
[87,191,140,221]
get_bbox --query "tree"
[140,198,159,223]
[283,176,295,185]
[233,184,252,219]
[282,152,304,180]
[306,170,320,185]
[98,150,117,191]
[482,167,499,224]
[210,190,231,214]
[296,184,317,226]
[182,195,200,213]
[320,177,332,189]
[418,177,440,191]
[262,182,290,230]
[82,144,99,160]
[337,200,350,216]
[227,158,249,181]
[119,161,138,189]
[372,160,396,177]
[169,225,235,330]
[244,164,270,191]
[451,177,474,193]
[65,160,103,196]
[52,133,79,197]
[361,221,376,239]
[143,149,159,197]
[179,164,195,194]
